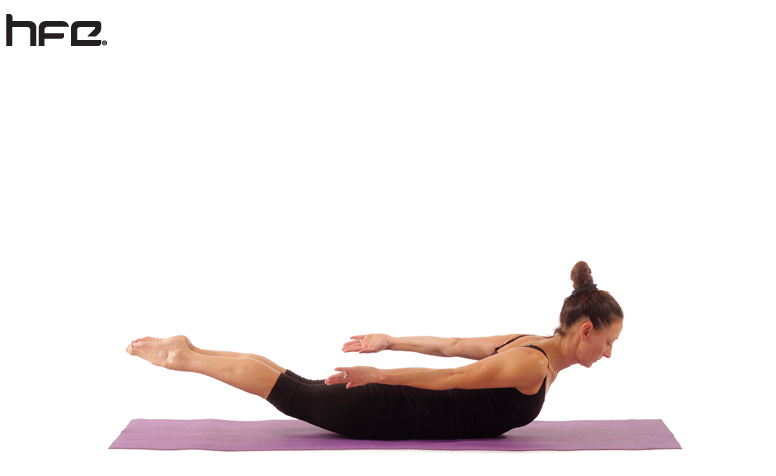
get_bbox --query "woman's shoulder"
[503,342,548,359]
[497,342,550,375]
[498,339,553,393]
[487,345,549,392]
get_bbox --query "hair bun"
[570,261,594,290]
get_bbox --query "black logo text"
[6,14,102,46]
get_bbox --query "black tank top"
[270,334,551,439]
[490,334,550,403]
[396,337,550,439]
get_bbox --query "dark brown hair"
[553,261,623,336]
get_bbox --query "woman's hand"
[325,366,381,389]
[342,334,392,354]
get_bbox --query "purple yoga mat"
[110,419,680,451]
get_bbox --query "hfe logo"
[6,14,103,46]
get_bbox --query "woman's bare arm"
[343,334,521,360]
[327,347,547,391]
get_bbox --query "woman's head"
[553,261,623,338]
[570,317,623,367]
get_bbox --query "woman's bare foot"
[130,335,199,352]
[173,335,196,351]
[126,336,191,370]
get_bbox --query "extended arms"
[326,348,547,391]
[343,334,516,361]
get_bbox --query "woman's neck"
[540,334,580,373]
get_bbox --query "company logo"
[5,14,105,46]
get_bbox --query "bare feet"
[126,336,191,370]
[173,335,197,351]
[129,335,197,351]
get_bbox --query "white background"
[1,1,774,474]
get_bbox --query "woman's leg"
[127,336,410,439]
[130,336,286,373]
[126,336,281,399]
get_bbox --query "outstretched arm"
[326,348,547,391]
[343,334,519,360]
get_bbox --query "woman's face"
[578,319,623,368]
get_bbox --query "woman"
[126,261,623,440]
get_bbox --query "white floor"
[2,2,773,474]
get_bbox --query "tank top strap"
[522,344,549,360]
[492,334,532,355]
